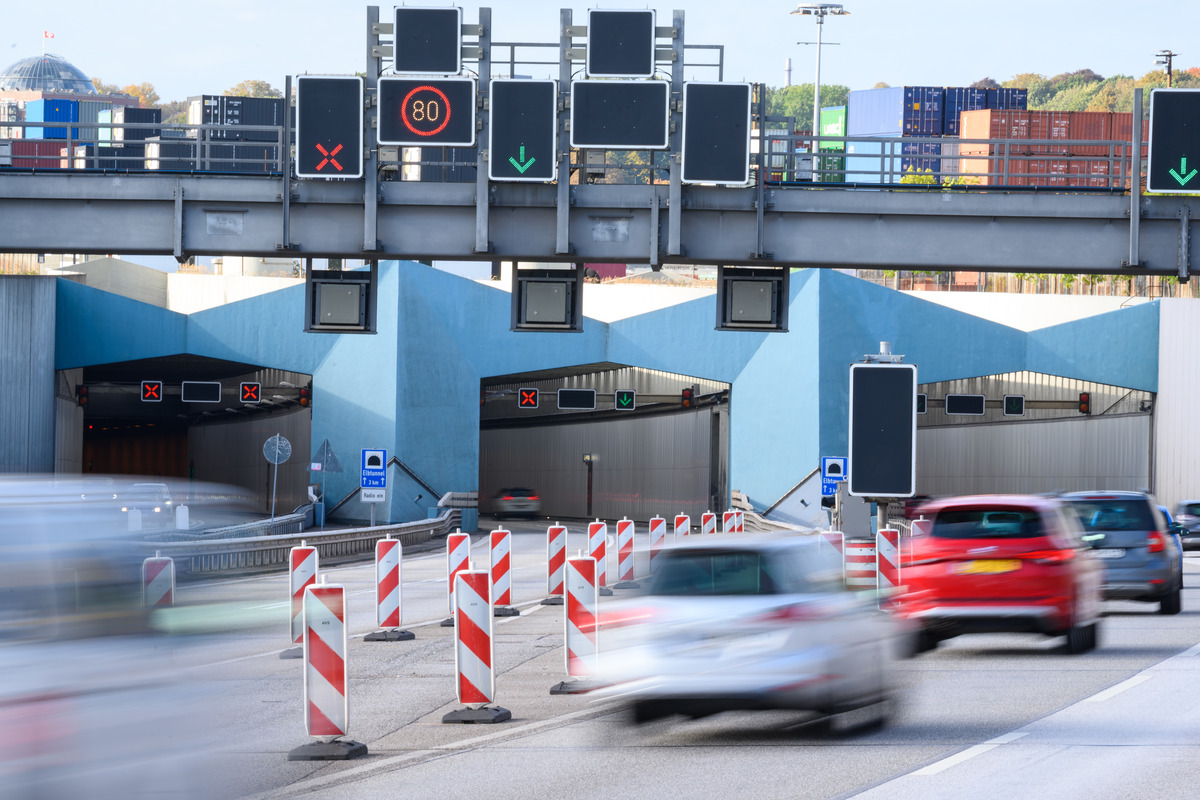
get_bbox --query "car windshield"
[931,509,1043,539]
[1068,498,1157,532]
[649,549,785,596]
[1180,502,1200,517]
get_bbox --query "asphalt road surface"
[152,517,1200,800]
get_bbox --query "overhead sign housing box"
[586,9,656,78]
[488,79,557,182]
[393,7,462,75]
[570,80,670,150]
[378,77,476,146]
[848,363,917,498]
[1148,88,1200,193]
[682,82,752,185]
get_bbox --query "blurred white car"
[494,487,541,519]
[594,534,909,728]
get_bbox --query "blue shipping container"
[845,137,897,184]
[986,88,1028,110]
[901,139,941,176]
[847,86,944,136]
[25,98,78,139]
[943,87,989,136]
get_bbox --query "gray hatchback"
[1174,500,1200,550]
[1063,491,1182,615]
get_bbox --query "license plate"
[951,559,1021,575]
[1092,548,1125,559]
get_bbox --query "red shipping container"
[1067,159,1113,188]
[959,149,1027,186]
[1026,157,1069,186]
[1070,111,1112,156]
[11,139,64,169]
[959,110,1030,154]
[1027,111,1071,155]
[1109,113,1150,147]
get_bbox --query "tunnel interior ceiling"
[481,363,730,422]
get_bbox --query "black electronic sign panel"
[945,394,986,416]
[557,389,597,411]
[295,75,364,179]
[378,77,476,146]
[848,363,916,498]
[488,79,557,182]
[518,388,539,409]
[681,82,752,185]
[570,80,669,149]
[586,9,656,78]
[1148,88,1200,193]
[393,7,462,75]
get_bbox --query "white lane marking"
[1085,672,1153,702]
[914,731,1029,776]
[1183,641,1200,657]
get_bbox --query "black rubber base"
[541,596,565,606]
[279,646,303,660]
[494,606,520,617]
[550,679,604,695]
[440,617,455,628]
[599,587,615,597]
[613,581,641,590]
[365,629,415,642]
[287,739,368,761]
[442,706,512,724]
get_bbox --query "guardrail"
[149,510,308,542]
[141,508,460,577]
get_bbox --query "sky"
[4,1,1196,104]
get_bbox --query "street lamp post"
[791,4,849,147]
[1156,50,1179,87]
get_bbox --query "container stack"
[186,96,286,142]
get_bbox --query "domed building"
[0,53,97,95]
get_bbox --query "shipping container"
[94,144,145,170]
[1067,158,1114,188]
[144,138,282,173]
[845,138,900,184]
[958,146,1028,186]
[12,139,65,169]
[943,87,988,136]
[98,106,162,145]
[819,106,846,150]
[1025,156,1069,186]
[76,100,112,143]
[25,99,78,139]
[901,138,942,177]
[187,95,286,142]
[958,109,1030,153]
[986,88,1028,110]
[847,86,945,136]
[1026,110,1071,155]
[60,144,93,169]
[1109,113,1150,147]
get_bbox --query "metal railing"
[139,508,460,576]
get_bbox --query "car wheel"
[914,629,939,654]
[1065,621,1096,654]
[1158,584,1182,615]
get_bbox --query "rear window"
[648,547,841,597]
[1179,502,1200,517]
[931,509,1044,539]
[1068,498,1158,532]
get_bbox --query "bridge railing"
[137,508,461,576]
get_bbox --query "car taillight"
[501,495,513,501]
[1147,531,1167,553]
[528,495,539,501]
[1019,549,1076,564]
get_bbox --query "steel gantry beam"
[0,171,1190,276]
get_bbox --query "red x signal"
[241,382,261,403]
[141,381,162,402]
[315,142,344,172]
[518,388,539,409]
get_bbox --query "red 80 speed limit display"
[378,77,476,147]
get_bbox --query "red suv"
[897,495,1103,654]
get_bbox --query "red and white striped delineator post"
[648,516,667,574]
[490,528,519,616]
[877,528,901,608]
[282,542,318,659]
[820,531,846,583]
[366,537,414,642]
[674,513,690,541]
[845,539,878,591]
[542,523,567,605]
[551,556,600,694]
[722,510,736,534]
[287,580,367,760]
[614,518,638,588]
[142,551,174,608]
[441,531,471,627]
[735,510,745,533]
[443,570,512,724]
[701,511,717,536]
[588,520,613,596]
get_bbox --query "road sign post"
[361,449,387,526]
[264,434,292,519]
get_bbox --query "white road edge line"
[913,731,1029,776]
[1085,672,1153,702]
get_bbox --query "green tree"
[91,78,124,96]
[1004,73,1051,107]
[971,77,1000,89]
[159,100,189,125]
[764,83,850,129]
[122,82,159,108]
[225,80,282,98]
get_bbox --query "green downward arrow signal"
[1170,157,1198,186]
[509,146,536,174]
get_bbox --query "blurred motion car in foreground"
[1063,490,1182,614]
[1173,499,1200,549]
[493,487,541,519]
[593,534,909,730]
[897,494,1103,654]
[0,475,254,799]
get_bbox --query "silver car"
[493,487,541,519]
[1174,500,1200,549]
[594,534,909,729]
